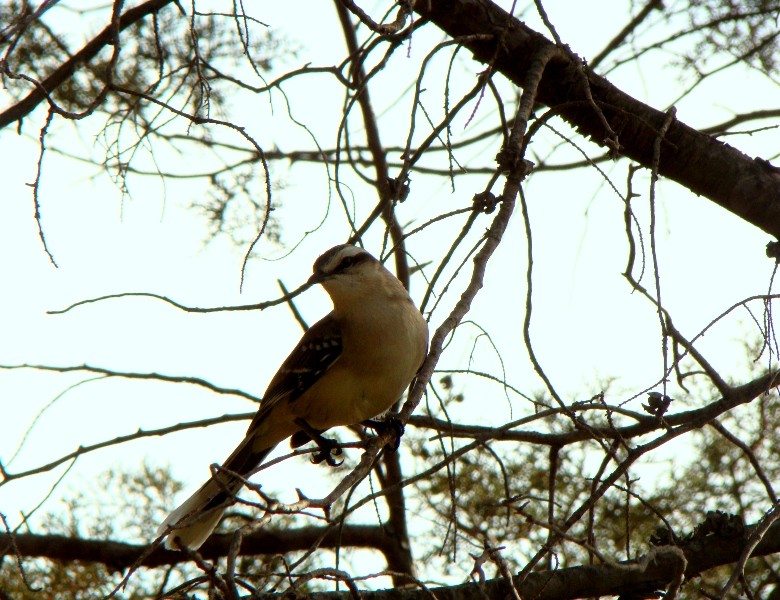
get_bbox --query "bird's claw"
[363,416,405,450]
[311,439,343,467]
[293,418,343,467]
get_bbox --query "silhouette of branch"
[413,0,780,239]
[409,370,780,445]
[0,0,177,129]
[5,517,780,600]
[0,525,393,569]
[47,286,309,315]
[0,410,254,484]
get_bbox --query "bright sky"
[0,0,777,561]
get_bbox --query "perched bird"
[158,244,429,550]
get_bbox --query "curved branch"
[47,285,310,315]
[0,411,254,483]
[0,363,260,402]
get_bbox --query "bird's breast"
[293,301,427,430]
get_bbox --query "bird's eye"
[339,256,355,270]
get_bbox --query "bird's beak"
[307,271,325,286]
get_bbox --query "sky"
[0,0,778,569]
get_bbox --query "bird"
[158,244,429,550]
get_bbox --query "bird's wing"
[246,312,343,435]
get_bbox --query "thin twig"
[47,286,309,315]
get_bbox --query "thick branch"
[6,517,780,599]
[413,0,780,239]
[0,525,391,570]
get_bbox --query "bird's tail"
[158,436,275,550]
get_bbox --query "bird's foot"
[310,436,343,466]
[293,418,343,467]
[362,417,405,450]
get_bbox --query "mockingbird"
[158,244,429,550]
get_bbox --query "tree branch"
[413,0,780,239]
[0,525,393,569]
[0,0,176,129]
[408,370,780,449]
[6,516,780,600]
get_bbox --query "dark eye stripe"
[336,252,369,273]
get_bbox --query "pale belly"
[291,363,414,430]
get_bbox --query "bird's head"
[308,244,403,307]
[308,244,374,285]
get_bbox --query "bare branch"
[589,0,664,69]
[0,0,177,129]
[0,409,254,484]
[6,519,780,600]
[47,285,310,315]
[413,0,780,239]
